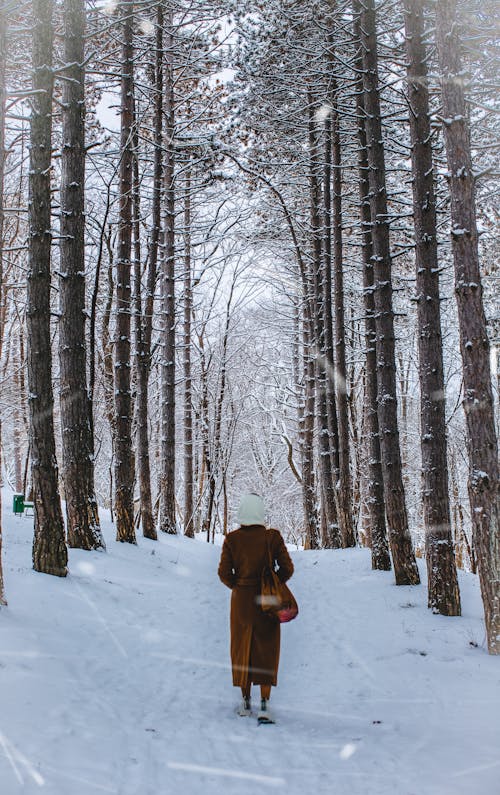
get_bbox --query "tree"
[59,0,104,550]
[114,1,136,544]
[403,0,460,614]
[133,2,163,541]
[183,164,194,537]
[330,80,356,549]
[353,7,391,571]
[356,0,420,585]
[159,9,177,534]
[0,0,7,605]
[435,0,499,650]
[28,0,67,576]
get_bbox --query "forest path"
[1,504,499,795]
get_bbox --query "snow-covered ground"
[1,495,499,795]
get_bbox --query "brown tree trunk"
[114,2,136,544]
[321,109,341,549]
[13,342,25,492]
[183,166,194,537]
[301,301,320,550]
[28,0,67,576]
[436,0,499,651]
[308,94,336,550]
[159,14,177,534]
[357,0,419,584]
[134,4,163,540]
[353,6,391,571]
[0,0,6,604]
[59,0,104,550]
[331,88,355,548]
[404,0,460,614]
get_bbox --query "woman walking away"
[218,493,294,724]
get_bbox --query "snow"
[1,494,499,795]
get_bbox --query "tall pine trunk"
[308,94,335,550]
[0,0,6,604]
[304,94,321,551]
[301,299,320,550]
[331,88,355,548]
[321,111,341,549]
[357,0,419,584]
[353,8,391,571]
[183,166,194,538]
[160,15,176,534]
[134,4,163,540]
[404,0,460,614]
[59,0,104,550]
[436,0,499,651]
[114,2,136,544]
[28,0,67,576]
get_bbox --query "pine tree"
[159,9,177,535]
[356,0,420,585]
[114,1,136,544]
[28,0,68,576]
[0,0,7,605]
[435,0,499,650]
[59,0,105,551]
[403,0,460,614]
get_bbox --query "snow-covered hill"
[1,499,499,795]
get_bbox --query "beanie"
[237,493,266,527]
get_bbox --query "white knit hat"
[237,493,266,527]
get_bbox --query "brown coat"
[218,525,294,687]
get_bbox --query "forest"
[0,1,498,648]
[0,0,499,791]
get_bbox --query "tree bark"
[353,9,391,571]
[308,94,336,550]
[159,13,177,534]
[114,2,136,544]
[404,0,460,614]
[134,4,164,540]
[59,0,104,550]
[28,0,68,576]
[301,300,320,550]
[331,88,355,548]
[436,0,499,651]
[321,107,342,549]
[0,0,6,604]
[183,166,194,537]
[357,0,420,584]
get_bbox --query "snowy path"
[1,508,499,795]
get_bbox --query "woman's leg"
[260,684,271,701]
[241,683,251,700]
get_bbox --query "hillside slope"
[1,501,499,795]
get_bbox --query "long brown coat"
[218,524,294,687]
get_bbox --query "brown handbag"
[258,533,299,623]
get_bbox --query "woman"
[218,493,294,723]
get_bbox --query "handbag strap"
[265,530,274,570]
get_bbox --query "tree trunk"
[28,0,67,576]
[357,0,419,584]
[183,166,194,537]
[353,6,391,572]
[321,108,342,549]
[159,14,177,534]
[59,0,104,550]
[404,0,460,614]
[308,94,336,550]
[0,0,6,604]
[134,4,163,541]
[114,2,136,544]
[436,0,499,651]
[331,88,355,548]
[301,299,320,550]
